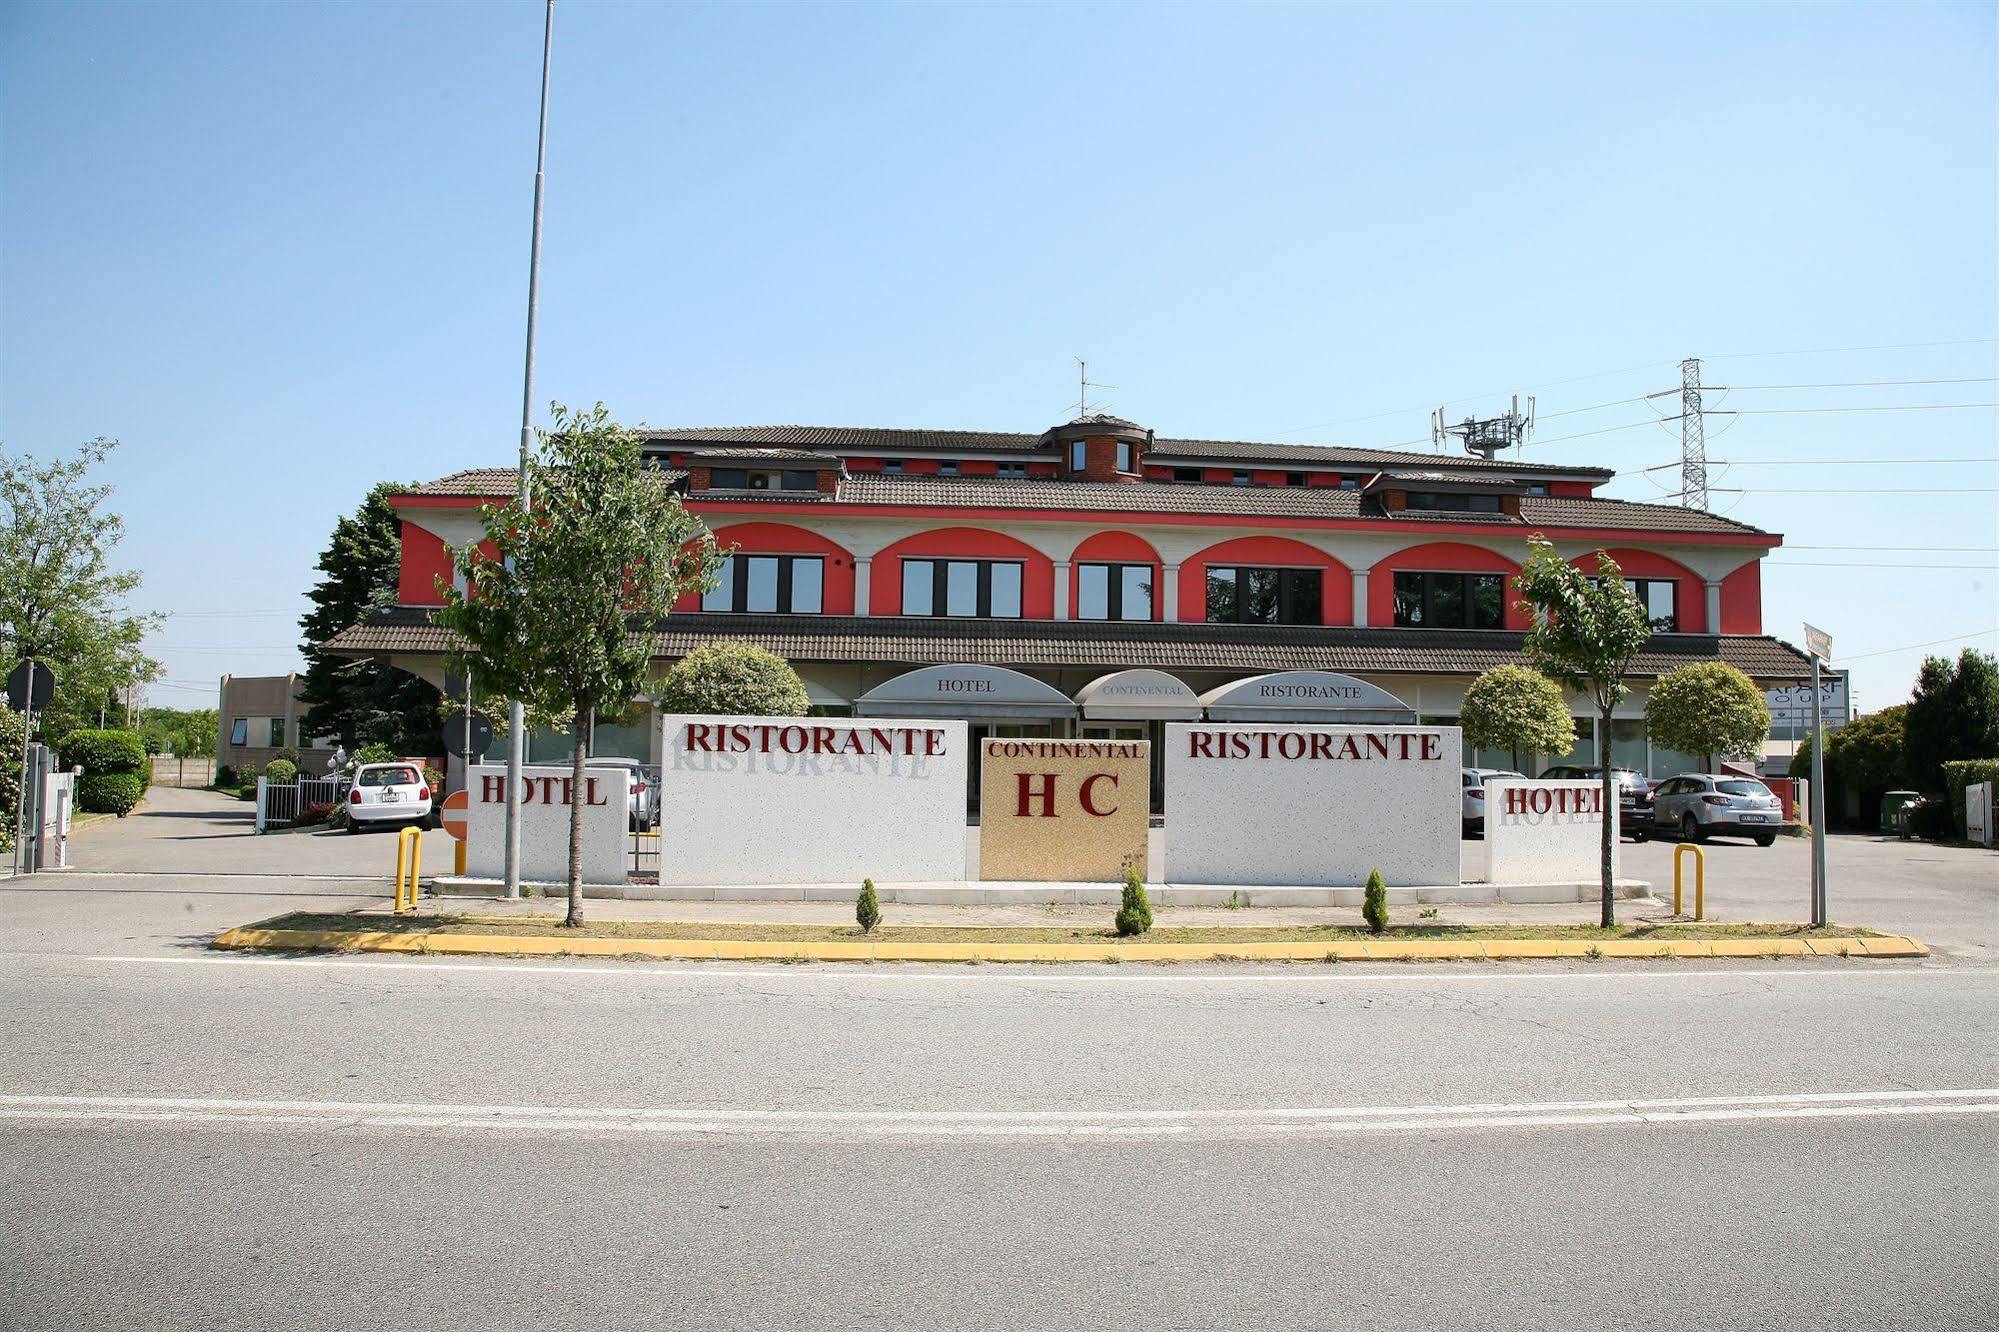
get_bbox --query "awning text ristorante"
[1184,730,1444,761]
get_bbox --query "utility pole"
[503,0,555,901]
[1679,357,1708,511]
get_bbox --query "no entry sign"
[439,789,469,841]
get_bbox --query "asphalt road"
[3,790,1994,1328]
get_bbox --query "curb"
[209,927,1930,964]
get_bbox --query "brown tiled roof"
[406,466,688,497]
[325,607,1816,682]
[686,448,841,467]
[644,425,1614,480]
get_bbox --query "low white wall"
[1163,724,1460,887]
[657,716,967,888]
[1482,780,1619,884]
[465,764,629,885]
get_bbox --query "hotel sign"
[465,763,629,886]
[1482,780,1618,885]
[978,739,1150,882]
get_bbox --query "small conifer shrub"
[855,878,881,934]
[1363,868,1389,935]
[1114,864,1153,937]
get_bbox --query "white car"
[1461,767,1525,838]
[345,762,433,833]
[585,757,654,829]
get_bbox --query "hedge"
[77,771,146,816]
[59,729,148,776]
[263,759,298,784]
[1941,759,1999,837]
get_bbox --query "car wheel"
[1681,813,1706,844]
[1628,827,1649,843]
[1754,833,1776,847]
[344,819,361,835]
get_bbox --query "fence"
[153,757,216,789]
[630,828,659,881]
[254,776,348,832]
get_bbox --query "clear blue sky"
[3,1,1994,713]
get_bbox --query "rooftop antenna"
[1073,357,1117,419]
[1430,394,1535,461]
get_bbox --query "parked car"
[1651,773,1784,846]
[1460,768,1525,838]
[345,762,433,833]
[585,757,654,829]
[1537,765,1655,840]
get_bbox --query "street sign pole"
[13,662,32,878]
[1804,623,1831,928]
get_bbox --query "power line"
[1705,336,1999,361]
[1721,487,1999,494]
[1730,402,1997,415]
[1618,459,1996,475]
[1834,627,1999,663]
[1722,377,1997,390]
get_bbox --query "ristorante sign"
[1165,724,1459,887]
[659,715,967,887]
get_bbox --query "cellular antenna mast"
[1430,395,1535,461]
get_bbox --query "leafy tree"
[856,878,881,933]
[437,404,719,927]
[1645,662,1771,772]
[0,438,160,742]
[1460,665,1574,770]
[1515,538,1652,927]
[1826,705,1908,795]
[1114,863,1153,936]
[1904,648,1999,793]
[139,706,218,760]
[1362,868,1388,935]
[297,483,440,753]
[0,703,22,854]
[656,642,809,716]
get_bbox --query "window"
[883,460,904,475]
[1231,471,1251,487]
[1338,475,1359,489]
[997,461,1026,478]
[1628,578,1679,632]
[701,554,824,613]
[1286,472,1307,487]
[1405,491,1503,513]
[1078,562,1154,621]
[229,718,247,746]
[1173,467,1202,484]
[901,559,1024,618]
[1205,566,1322,625]
[269,718,285,747]
[1069,441,1088,472]
[939,461,959,475]
[1392,571,1506,629]
[1115,442,1133,473]
[1526,482,1550,496]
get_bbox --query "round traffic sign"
[440,789,469,841]
[441,712,493,758]
[5,658,54,713]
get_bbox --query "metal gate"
[630,828,659,881]
[255,777,347,832]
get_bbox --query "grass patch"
[240,911,1883,945]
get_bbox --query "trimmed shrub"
[59,729,148,776]
[1114,865,1152,937]
[1646,662,1771,769]
[263,758,298,784]
[657,642,810,717]
[856,878,881,933]
[237,783,259,801]
[1942,759,1999,836]
[1363,868,1389,935]
[77,771,146,816]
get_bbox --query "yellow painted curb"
[209,926,1930,964]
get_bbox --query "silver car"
[1460,767,1525,838]
[1652,773,1784,846]
[585,757,655,829]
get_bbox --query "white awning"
[855,664,1078,720]
[1198,671,1416,724]
[1074,669,1202,721]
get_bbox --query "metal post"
[1809,655,1828,927]
[503,0,555,902]
[13,662,34,877]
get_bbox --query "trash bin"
[1881,790,1920,836]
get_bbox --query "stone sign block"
[465,764,630,886]
[1482,780,1619,884]
[1163,724,1460,887]
[977,739,1150,882]
[657,716,967,887]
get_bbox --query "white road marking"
[58,953,1976,985]
[0,1088,1993,1139]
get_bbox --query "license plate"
[1740,813,1764,822]
[382,791,402,802]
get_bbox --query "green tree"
[1515,538,1653,926]
[1114,863,1153,937]
[1826,705,1908,794]
[0,703,22,854]
[1459,665,1575,771]
[1645,662,1771,772]
[0,438,160,742]
[437,404,720,927]
[1904,648,1999,793]
[856,878,881,933]
[1362,868,1389,935]
[298,483,440,753]
[656,642,809,716]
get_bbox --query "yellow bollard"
[1673,843,1705,920]
[454,839,467,878]
[394,825,422,913]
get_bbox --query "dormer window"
[1285,472,1306,487]
[1069,441,1087,472]
[1115,442,1134,473]
[1406,492,1503,513]
[710,468,816,492]
[997,461,1026,478]
[1231,471,1251,487]
[1527,482,1549,496]
[1174,467,1201,484]
[939,461,959,475]
[883,460,904,475]
[1339,476,1359,489]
